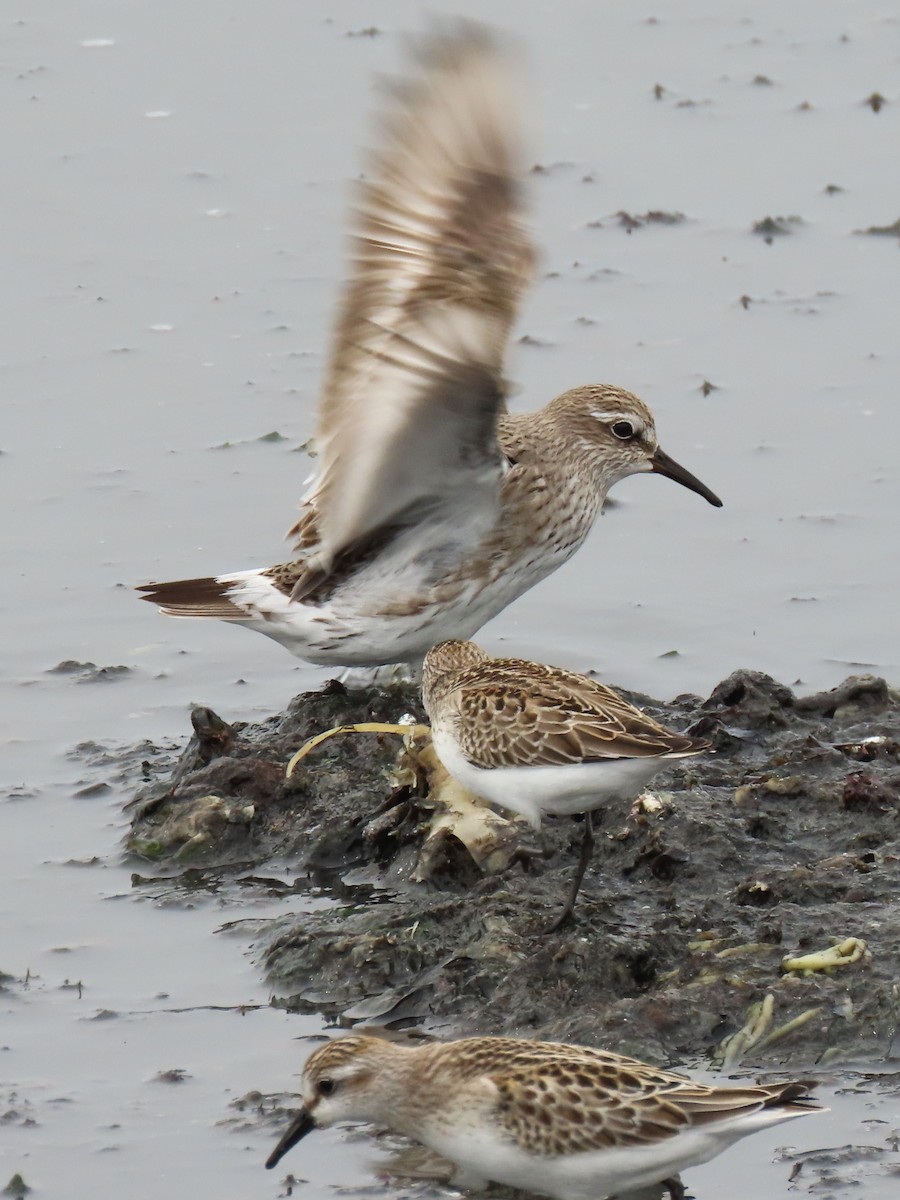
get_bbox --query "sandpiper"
[139,27,721,669]
[422,640,709,928]
[265,1034,822,1199]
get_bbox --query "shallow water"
[3,1,898,1197]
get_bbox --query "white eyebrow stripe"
[591,410,642,430]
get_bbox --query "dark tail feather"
[770,1080,822,1112]
[686,1079,824,1127]
[136,577,248,619]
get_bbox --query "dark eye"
[611,420,635,440]
[318,1078,336,1096]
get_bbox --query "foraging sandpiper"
[265,1034,822,1198]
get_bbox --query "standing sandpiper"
[139,27,721,668]
[265,1034,822,1198]
[422,640,709,928]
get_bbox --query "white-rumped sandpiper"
[140,27,720,668]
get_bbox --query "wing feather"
[447,661,707,769]
[289,26,535,593]
[481,1043,815,1156]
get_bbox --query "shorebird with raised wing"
[139,27,721,669]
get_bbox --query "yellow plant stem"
[285,722,430,778]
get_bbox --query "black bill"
[265,1107,316,1170]
[650,447,722,507]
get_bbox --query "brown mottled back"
[423,641,709,768]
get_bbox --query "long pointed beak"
[650,447,722,507]
[265,1107,316,1170]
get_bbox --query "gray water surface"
[3,1,898,1197]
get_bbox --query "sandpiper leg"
[546,810,594,932]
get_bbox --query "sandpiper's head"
[266,1036,398,1169]
[423,640,491,705]
[547,385,722,507]
[299,1036,392,1125]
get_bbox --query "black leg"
[546,811,594,933]
[663,1176,686,1200]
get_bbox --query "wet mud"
[126,671,900,1068]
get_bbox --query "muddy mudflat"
[127,668,900,1068]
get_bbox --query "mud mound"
[127,670,900,1067]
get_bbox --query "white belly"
[424,1106,810,1200]
[429,728,668,829]
[219,532,567,667]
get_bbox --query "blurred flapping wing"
[290,26,535,598]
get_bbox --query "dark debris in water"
[858,217,900,238]
[153,1068,191,1084]
[752,215,803,243]
[124,670,900,1067]
[781,1134,900,1192]
[48,661,131,683]
[863,91,887,113]
[3,1175,31,1200]
[615,210,686,233]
